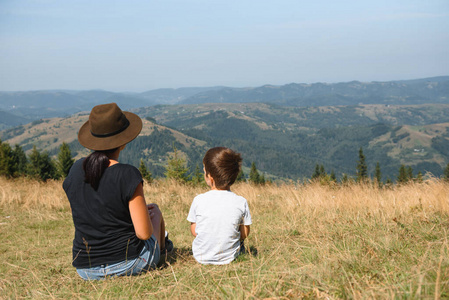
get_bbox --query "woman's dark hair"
[83,148,118,190]
[203,147,242,190]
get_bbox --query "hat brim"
[78,111,143,151]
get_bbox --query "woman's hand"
[147,203,161,220]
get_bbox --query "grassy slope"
[371,122,449,165]
[0,114,205,159]
[1,177,448,298]
[140,103,449,176]
[3,103,449,180]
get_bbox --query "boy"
[187,147,252,265]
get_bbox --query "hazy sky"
[0,0,448,92]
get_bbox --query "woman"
[63,103,172,280]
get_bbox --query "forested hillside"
[0,113,207,178]
[0,110,30,130]
[3,102,449,181]
[135,103,449,180]
[138,103,449,129]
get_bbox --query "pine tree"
[27,146,41,180]
[165,146,189,183]
[407,166,413,181]
[139,159,153,183]
[330,170,336,182]
[236,169,245,182]
[0,140,14,178]
[416,171,423,183]
[249,162,261,184]
[191,164,203,185]
[444,163,449,181]
[356,147,368,182]
[319,165,325,176]
[375,162,382,186]
[259,173,266,185]
[312,164,326,180]
[397,164,408,184]
[312,164,321,180]
[12,144,27,177]
[39,151,57,181]
[28,146,57,181]
[57,142,74,178]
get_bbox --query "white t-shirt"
[187,190,252,265]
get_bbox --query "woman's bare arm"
[129,183,153,240]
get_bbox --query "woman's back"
[63,158,144,268]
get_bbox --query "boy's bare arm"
[190,222,197,237]
[239,224,250,240]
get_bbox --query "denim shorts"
[76,235,160,280]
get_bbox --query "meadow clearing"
[0,177,448,299]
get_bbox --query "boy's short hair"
[203,147,242,190]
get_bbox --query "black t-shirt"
[63,158,144,268]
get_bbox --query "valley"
[2,102,449,181]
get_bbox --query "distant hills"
[2,75,449,181]
[179,76,449,106]
[0,87,223,127]
[0,110,29,131]
[2,101,449,181]
[1,76,448,128]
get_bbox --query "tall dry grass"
[0,177,68,210]
[4,177,447,215]
[0,176,448,298]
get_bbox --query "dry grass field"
[0,177,448,299]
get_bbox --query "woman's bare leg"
[147,204,164,249]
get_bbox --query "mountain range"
[1,76,448,129]
[2,100,449,181]
[2,76,449,181]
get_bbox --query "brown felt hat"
[78,103,142,151]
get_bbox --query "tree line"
[0,139,74,181]
[310,147,431,186]
[2,140,449,185]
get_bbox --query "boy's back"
[187,190,252,265]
